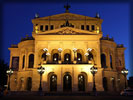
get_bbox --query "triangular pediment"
[37,27,98,35]
[32,13,102,21]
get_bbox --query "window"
[91,25,95,31]
[12,57,19,71]
[42,53,46,61]
[81,25,84,30]
[77,53,82,63]
[28,54,34,68]
[78,74,85,91]
[53,53,59,64]
[45,25,48,31]
[101,54,106,68]
[22,55,25,69]
[86,25,89,30]
[50,25,54,30]
[64,53,71,64]
[110,55,113,69]
[40,25,43,31]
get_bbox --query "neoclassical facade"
[8,9,126,92]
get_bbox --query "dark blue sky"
[2,2,132,78]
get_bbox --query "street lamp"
[73,48,77,59]
[37,66,45,91]
[43,48,48,52]
[85,53,89,63]
[87,48,92,52]
[73,48,77,64]
[46,52,50,63]
[6,69,13,91]
[90,65,98,92]
[58,48,62,64]
[121,68,128,89]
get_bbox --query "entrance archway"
[50,74,57,91]
[78,74,85,91]
[26,77,32,91]
[63,73,72,91]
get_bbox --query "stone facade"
[8,12,126,92]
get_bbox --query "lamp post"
[58,48,62,64]
[43,48,48,52]
[6,69,13,91]
[90,66,98,92]
[37,66,45,91]
[73,48,77,63]
[121,68,128,89]
[46,52,50,63]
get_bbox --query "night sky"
[1,1,132,78]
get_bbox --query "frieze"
[57,28,79,35]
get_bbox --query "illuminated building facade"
[8,6,126,92]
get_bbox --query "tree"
[0,59,9,88]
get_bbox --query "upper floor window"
[101,54,106,68]
[86,25,89,30]
[42,53,46,61]
[53,53,59,63]
[77,53,82,63]
[110,55,113,69]
[91,25,95,31]
[50,25,54,30]
[28,54,34,68]
[45,25,48,31]
[22,55,25,69]
[81,25,84,30]
[40,25,43,31]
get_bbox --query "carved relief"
[57,28,79,35]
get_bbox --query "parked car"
[120,89,133,96]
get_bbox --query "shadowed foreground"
[1,95,133,100]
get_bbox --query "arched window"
[101,54,106,68]
[26,77,32,91]
[42,53,46,61]
[103,77,108,91]
[28,54,34,68]
[77,53,82,63]
[53,53,59,63]
[64,53,71,64]
[50,74,57,91]
[110,55,113,69]
[78,74,85,91]
[63,73,72,91]
[88,52,93,60]
[22,55,25,69]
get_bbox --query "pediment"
[38,27,98,35]
[33,13,102,21]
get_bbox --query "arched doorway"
[78,74,85,91]
[64,53,71,64]
[53,53,59,64]
[63,73,72,91]
[77,53,82,64]
[103,77,108,91]
[50,74,57,91]
[26,77,32,91]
